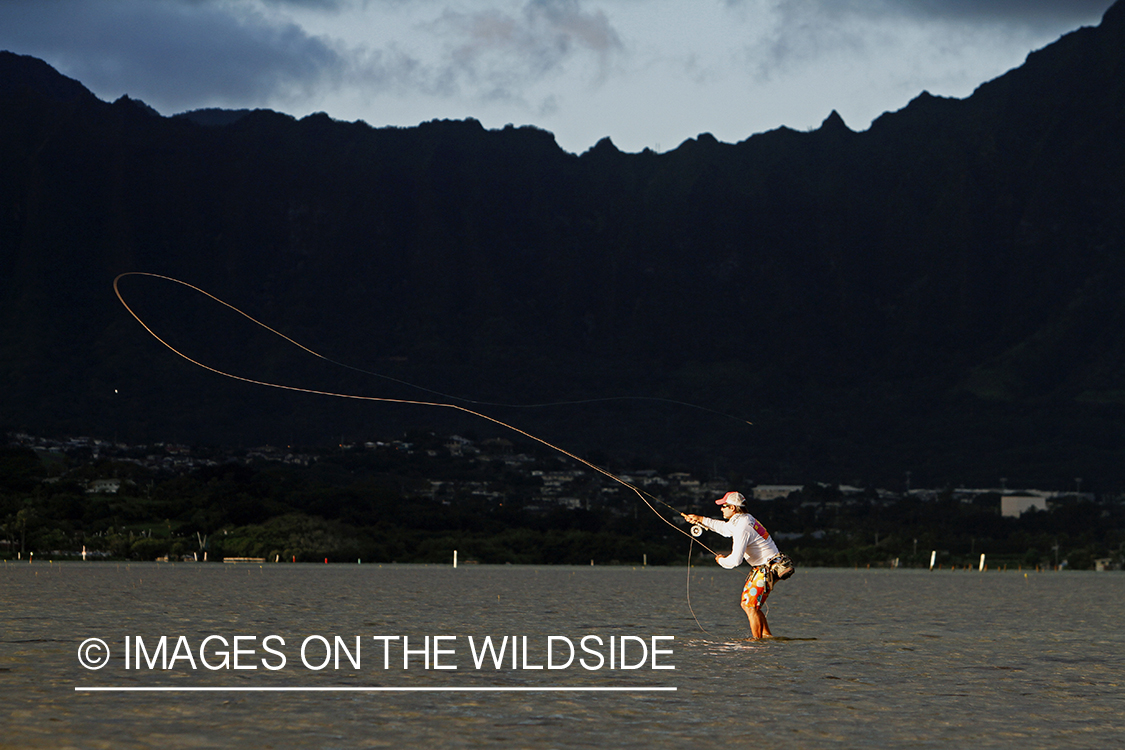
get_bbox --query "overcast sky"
[0,0,1115,153]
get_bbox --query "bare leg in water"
[744,602,772,639]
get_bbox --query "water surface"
[3,562,1121,748]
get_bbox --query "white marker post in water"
[979,553,986,571]
[453,550,458,569]
[929,550,936,570]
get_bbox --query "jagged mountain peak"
[0,50,94,103]
[2,6,1124,485]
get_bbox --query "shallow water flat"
[2,562,1122,749]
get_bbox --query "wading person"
[682,491,793,639]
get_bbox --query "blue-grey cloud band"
[0,0,1115,138]
[0,0,626,114]
[760,0,1113,29]
[0,0,344,110]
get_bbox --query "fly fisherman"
[682,491,794,639]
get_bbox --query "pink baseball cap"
[716,491,745,507]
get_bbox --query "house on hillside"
[85,478,121,494]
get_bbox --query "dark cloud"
[892,0,1114,26]
[263,0,348,7]
[0,0,345,112]
[759,0,1115,31]
[744,0,1115,79]
[0,0,625,114]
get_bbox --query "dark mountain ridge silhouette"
[2,1,1124,490]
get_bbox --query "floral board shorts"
[741,565,771,610]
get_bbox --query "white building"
[1001,495,1049,517]
[753,485,803,501]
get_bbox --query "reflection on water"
[2,562,1122,748]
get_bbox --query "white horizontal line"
[75,686,677,693]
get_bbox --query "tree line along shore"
[2,435,1122,570]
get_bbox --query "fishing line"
[685,537,712,635]
[114,272,752,426]
[113,272,718,554]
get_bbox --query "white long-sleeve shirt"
[699,512,780,569]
